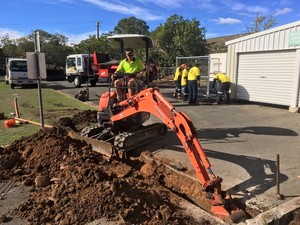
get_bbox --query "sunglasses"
[127,54,134,57]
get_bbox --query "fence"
[176,56,210,95]
[159,67,176,80]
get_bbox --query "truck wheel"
[90,79,97,87]
[10,84,15,89]
[67,76,73,83]
[74,76,82,87]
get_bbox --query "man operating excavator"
[111,48,145,101]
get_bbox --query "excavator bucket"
[229,209,248,223]
[68,131,113,158]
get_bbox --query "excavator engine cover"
[98,91,116,112]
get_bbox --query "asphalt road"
[43,79,212,106]
[44,79,300,216]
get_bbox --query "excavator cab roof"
[107,34,154,50]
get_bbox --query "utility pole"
[96,21,101,39]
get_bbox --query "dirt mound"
[53,109,98,132]
[0,111,211,225]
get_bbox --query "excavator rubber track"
[114,123,168,151]
[81,122,168,153]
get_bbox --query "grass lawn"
[0,78,96,146]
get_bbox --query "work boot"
[226,93,231,104]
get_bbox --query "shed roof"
[207,33,249,45]
[226,20,300,45]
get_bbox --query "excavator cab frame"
[97,34,155,126]
[107,34,154,87]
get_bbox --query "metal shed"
[226,20,300,112]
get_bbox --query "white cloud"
[0,27,104,45]
[42,0,74,6]
[194,0,216,11]
[222,1,269,15]
[245,6,268,14]
[213,17,242,25]
[231,2,245,11]
[66,31,95,45]
[83,0,163,21]
[136,0,184,8]
[278,0,292,6]
[0,28,25,39]
[274,7,292,16]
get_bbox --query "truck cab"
[5,58,37,89]
[66,54,97,87]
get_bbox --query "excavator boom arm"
[112,88,218,189]
[110,87,246,222]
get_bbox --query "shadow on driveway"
[145,125,296,200]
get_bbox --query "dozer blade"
[68,131,113,158]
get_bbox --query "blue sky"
[0,0,299,44]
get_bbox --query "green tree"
[206,43,227,54]
[151,14,207,66]
[0,34,22,58]
[0,48,5,74]
[31,30,71,67]
[73,34,120,60]
[0,30,74,68]
[16,37,34,57]
[246,14,277,33]
[114,16,150,35]
[28,29,68,46]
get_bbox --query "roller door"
[237,51,296,106]
[298,88,300,106]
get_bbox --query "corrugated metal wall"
[226,21,300,109]
[298,88,300,106]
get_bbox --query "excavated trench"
[0,110,299,225]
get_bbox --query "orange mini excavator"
[77,34,247,223]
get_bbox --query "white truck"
[66,54,97,87]
[5,58,37,89]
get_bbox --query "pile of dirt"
[53,109,98,132]
[0,110,211,225]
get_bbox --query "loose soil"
[0,110,211,225]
